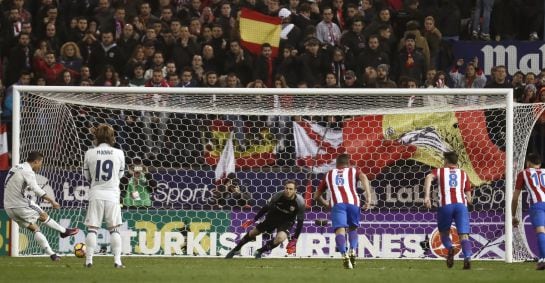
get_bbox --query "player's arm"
[423,171,436,208]
[313,178,329,208]
[511,171,525,227]
[23,171,59,208]
[83,151,91,181]
[242,192,280,228]
[464,172,473,206]
[358,170,372,210]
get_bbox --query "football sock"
[348,230,358,251]
[34,231,54,255]
[335,234,347,255]
[537,232,545,259]
[440,234,453,250]
[110,229,122,265]
[461,239,472,258]
[42,217,66,233]
[233,234,253,252]
[85,229,97,264]
[259,239,280,253]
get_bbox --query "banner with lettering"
[452,40,545,76]
[2,208,537,259]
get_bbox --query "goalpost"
[8,86,543,262]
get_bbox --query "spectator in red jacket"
[33,49,64,85]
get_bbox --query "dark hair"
[27,151,44,162]
[443,151,458,165]
[526,153,542,166]
[336,153,350,166]
[285,179,297,187]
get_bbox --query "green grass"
[0,257,543,283]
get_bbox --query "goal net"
[9,86,543,262]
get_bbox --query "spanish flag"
[239,8,281,58]
[204,119,276,169]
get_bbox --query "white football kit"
[83,143,125,228]
[3,162,46,227]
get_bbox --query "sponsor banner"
[452,40,545,76]
[231,210,507,259]
[0,208,538,259]
[0,169,511,211]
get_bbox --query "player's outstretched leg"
[40,214,79,238]
[225,234,254,259]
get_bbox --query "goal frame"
[10,86,514,262]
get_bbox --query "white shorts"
[84,199,122,229]
[6,203,44,228]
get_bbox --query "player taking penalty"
[314,154,372,269]
[424,151,473,270]
[512,153,545,270]
[3,151,79,261]
[225,180,305,259]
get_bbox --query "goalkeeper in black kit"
[225,180,305,258]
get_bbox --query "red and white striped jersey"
[515,168,545,204]
[317,167,360,207]
[432,167,471,207]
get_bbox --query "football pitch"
[0,257,543,283]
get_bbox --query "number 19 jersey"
[83,143,125,202]
[432,167,471,207]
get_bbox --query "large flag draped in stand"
[214,132,235,181]
[293,119,344,174]
[295,111,505,187]
[0,124,9,170]
[239,8,281,58]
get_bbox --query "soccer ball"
[74,242,86,258]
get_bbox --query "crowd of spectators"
[0,0,544,162]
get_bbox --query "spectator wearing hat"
[316,7,342,47]
[398,20,430,69]
[278,8,302,54]
[376,64,397,88]
[396,32,427,84]
[342,70,362,88]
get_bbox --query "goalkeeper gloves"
[241,219,254,229]
[286,238,297,254]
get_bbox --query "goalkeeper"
[225,180,305,259]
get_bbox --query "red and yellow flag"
[239,8,281,58]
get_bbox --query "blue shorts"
[437,203,470,234]
[331,203,360,229]
[529,202,545,228]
